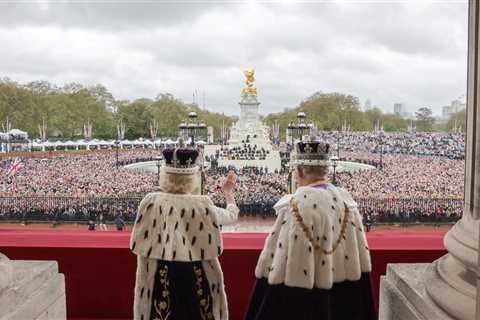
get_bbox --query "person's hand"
[222,170,237,195]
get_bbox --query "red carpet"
[0,229,447,320]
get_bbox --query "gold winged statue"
[242,69,257,97]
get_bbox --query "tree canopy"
[445,109,466,133]
[415,107,435,132]
[0,80,456,141]
[264,92,408,137]
[0,80,232,140]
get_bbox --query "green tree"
[0,81,116,139]
[415,107,435,132]
[265,92,368,138]
[441,109,466,133]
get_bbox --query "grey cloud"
[0,1,469,116]
[0,1,221,30]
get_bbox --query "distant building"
[393,103,410,118]
[393,103,406,116]
[207,126,214,144]
[442,106,451,119]
[442,99,466,119]
[364,99,372,111]
[451,99,465,113]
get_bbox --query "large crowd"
[336,152,463,199]
[206,165,286,217]
[0,131,466,224]
[317,131,465,159]
[214,143,269,161]
[0,150,156,196]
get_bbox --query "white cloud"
[0,1,468,116]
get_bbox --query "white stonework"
[0,257,66,320]
[0,253,13,294]
[229,94,265,144]
[379,264,451,320]
[221,93,281,172]
[380,2,480,319]
[380,214,478,320]
[424,214,477,320]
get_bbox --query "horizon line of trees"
[0,79,465,141]
[264,91,465,137]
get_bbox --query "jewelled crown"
[162,146,200,175]
[291,136,331,167]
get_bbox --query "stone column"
[423,2,479,319]
[380,2,479,319]
[464,0,480,222]
[0,253,13,290]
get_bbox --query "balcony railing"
[0,196,464,224]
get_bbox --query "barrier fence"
[0,196,464,224]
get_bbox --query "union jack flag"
[5,158,23,177]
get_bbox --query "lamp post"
[179,112,208,146]
[114,139,120,168]
[155,156,162,189]
[331,156,338,185]
[286,112,313,145]
[378,131,384,170]
[337,129,341,159]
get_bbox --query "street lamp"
[179,112,208,146]
[331,156,339,185]
[114,139,120,168]
[336,128,341,159]
[286,112,313,144]
[378,131,384,170]
[155,156,162,189]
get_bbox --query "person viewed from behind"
[115,214,125,231]
[130,143,238,320]
[245,135,376,320]
[87,220,96,231]
[98,213,107,231]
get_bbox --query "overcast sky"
[0,0,468,116]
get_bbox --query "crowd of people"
[214,143,269,161]
[336,152,464,199]
[0,196,140,223]
[317,131,465,159]
[0,131,467,225]
[206,165,286,217]
[0,150,156,196]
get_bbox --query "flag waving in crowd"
[5,158,23,177]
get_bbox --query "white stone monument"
[380,2,479,319]
[218,69,281,171]
[0,253,66,319]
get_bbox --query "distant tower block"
[364,99,372,111]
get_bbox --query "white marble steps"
[1,260,66,320]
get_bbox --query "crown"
[290,135,330,166]
[162,146,200,175]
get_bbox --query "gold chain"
[290,197,350,255]
[306,179,329,187]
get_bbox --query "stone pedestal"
[380,214,478,320]
[1,258,66,320]
[239,94,260,128]
[380,264,452,320]
[232,93,262,142]
[224,90,282,171]
[424,215,478,320]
